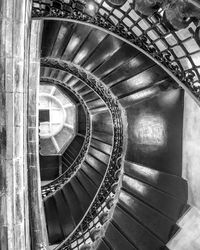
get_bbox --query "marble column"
[28,20,49,250]
[0,1,32,249]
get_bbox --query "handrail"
[32,0,200,105]
[40,58,124,250]
[40,77,92,199]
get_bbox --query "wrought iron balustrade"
[32,0,200,104]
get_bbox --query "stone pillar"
[28,20,49,250]
[0,1,32,249]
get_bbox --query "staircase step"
[110,64,166,98]
[57,70,70,82]
[90,139,112,155]
[66,76,79,88]
[94,43,139,79]
[119,190,179,242]
[88,147,110,165]
[82,162,102,185]
[85,154,107,176]
[44,197,63,244]
[83,34,122,73]
[113,205,166,250]
[122,175,185,220]
[105,222,137,250]
[82,91,99,102]
[106,53,154,88]
[124,161,188,202]
[62,23,92,62]
[92,118,113,135]
[41,21,61,57]
[78,85,91,95]
[62,183,83,224]
[49,68,59,79]
[70,177,92,212]
[73,29,107,66]
[76,170,98,198]
[86,99,106,110]
[51,22,75,58]
[40,155,59,181]
[70,79,85,91]
[54,190,75,237]
[92,131,113,146]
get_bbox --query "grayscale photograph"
[0,0,200,249]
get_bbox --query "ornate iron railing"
[40,77,92,199]
[32,0,200,104]
[40,58,124,250]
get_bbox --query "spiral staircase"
[30,1,200,249]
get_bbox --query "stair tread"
[94,43,138,79]
[72,28,107,66]
[88,147,110,165]
[83,34,122,73]
[54,190,75,237]
[51,22,75,58]
[92,131,113,146]
[82,90,99,102]
[124,160,188,202]
[119,190,179,242]
[82,162,102,185]
[62,183,83,224]
[113,205,166,250]
[62,24,92,61]
[107,54,154,88]
[90,139,112,155]
[105,222,137,250]
[70,177,92,212]
[122,175,185,220]
[44,197,63,244]
[85,153,107,176]
[76,170,97,198]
